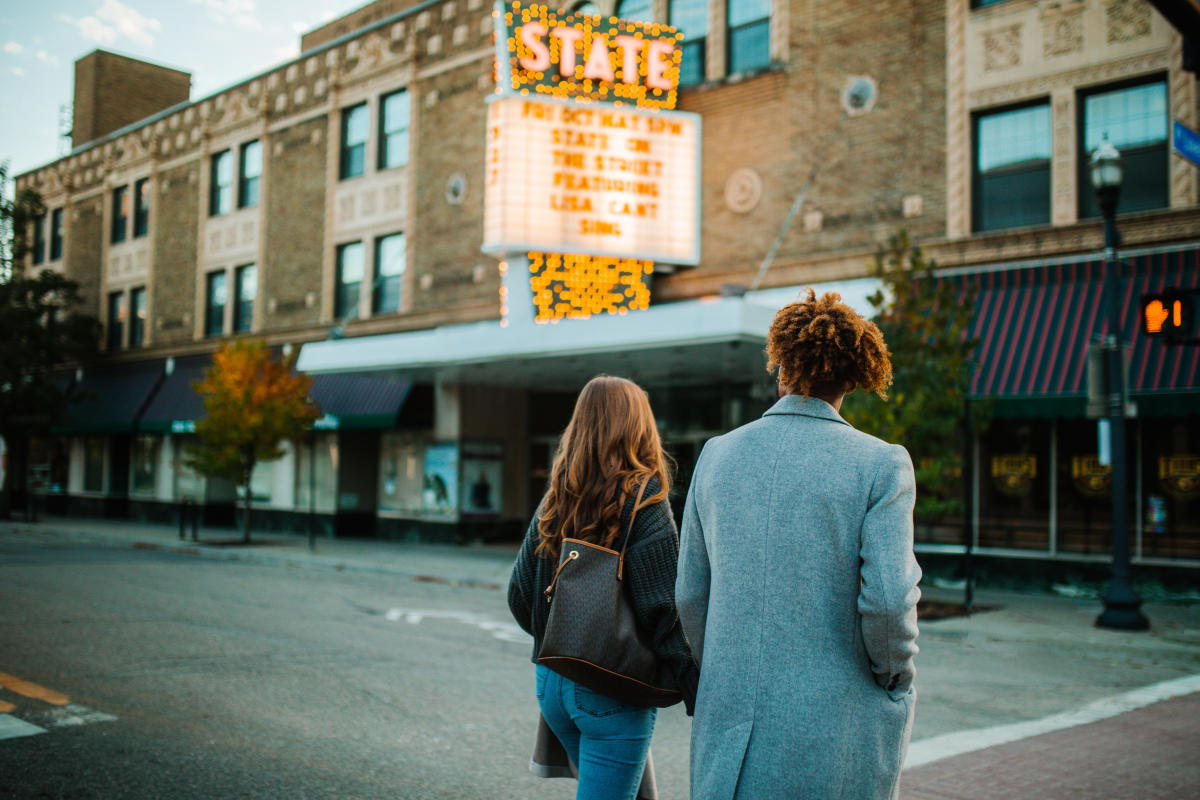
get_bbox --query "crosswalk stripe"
[0,672,69,706]
[0,714,47,741]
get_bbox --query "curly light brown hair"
[766,289,893,399]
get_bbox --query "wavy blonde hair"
[536,375,670,561]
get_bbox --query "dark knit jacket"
[507,478,700,715]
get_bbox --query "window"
[616,0,653,22]
[50,208,63,260]
[111,186,129,243]
[32,212,46,265]
[727,0,770,74]
[340,104,368,179]
[972,0,1015,7]
[205,270,227,337]
[1079,78,1168,219]
[373,233,406,314]
[239,140,262,208]
[107,291,125,351]
[379,91,411,170]
[972,102,1051,232]
[210,150,233,215]
[84,437,105,493]
[670,0,708,86]
[570,1,600,14]
[133,178,150,237]
[131,435,160,496]
[234,264,257,333]
[129,287,147,348]
[335,242,364,319]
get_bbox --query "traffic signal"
[1142,289,1198,344]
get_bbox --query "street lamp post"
[1090,137,1149,631]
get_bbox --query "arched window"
[727,0,770,74]
[669,0,707,86]
[616,0,653,23]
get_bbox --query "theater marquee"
[482,96,700,265]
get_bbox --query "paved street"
[1,519,1199,798]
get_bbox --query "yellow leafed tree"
[187,340,320,543]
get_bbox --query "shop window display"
[295,434,337,513]
[1140,420,1200,560]
[131,435,160,496]
[378,434,426,516]
[977,421,1052,551]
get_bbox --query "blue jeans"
[536,665,657,800]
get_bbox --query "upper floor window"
[234,264,257,333]
[971,0,1014,7]
[972,102,1051,232]
[210,150,233,216]
[1079,78,1168,219]
[129,286,146,348]
[239,140,262,208]
[379,91,411,170]
[32,212,46,265]
[373,233,406,314]
[570,1,600,13]
[670,0,708,86]
[107,291,125,351]
[50,208,63,260]
[205,270,227,338]
[335,242,364,319]
[134,178,150,238]
[616,0,653,22]
[728,0,770,74]
[111,186,129,244]
[341,103,368,179]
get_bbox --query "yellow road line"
[0,700,15,713]
[0,673,69,706]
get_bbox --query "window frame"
[335,242,364,320]
[971,98,1053,233]
[111,185,129,244]
[205,269,227,338]
[133,177,150,238]
[378,90,411,170]
[1076,75,1169,220]
[233,263,257,333]
[340,103,369,180]
[107,290,125,351]
[32,212,46,265]
[129,286,147,349]
[49,208,63,260]
[670,0,707,86]
[238,140,262,209]
[210,150,234,216]
[372,232,407,315]
[726,0,771,75]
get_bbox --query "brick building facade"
[14,0,1200,568]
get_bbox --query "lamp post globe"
[1089,136,1149,632]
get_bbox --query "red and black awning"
[943,245,1200,417]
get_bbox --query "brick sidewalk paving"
[902,692,1200,799]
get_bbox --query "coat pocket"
[692,719,753,800]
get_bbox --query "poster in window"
[423,442,459,518]
[460,441,503,517]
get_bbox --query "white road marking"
[384,608,531,644]
[25,703,117,729]
[904,672,1200,769]
[0,714,47,741]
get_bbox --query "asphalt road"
[0,531,690,799]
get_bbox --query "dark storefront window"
[340,103,368,179]
[373,233,405,314]
[134,178,150,237]
[1140,419,1200,560]
[670,0,707,86]
[107,291,125,351]
[205,270,227,338]
[336,242,364,319]
[234,264,256,333]
[129,287,146,348]
[1056,419,1127,556]
[210,150,233,216]
[978,421,1052,551]
[727,0,770,74]
[131,435,160,495]
[379,91,411,170]
[1078,78,1168,219]
[239,140,262,208]
[111,186,129,243]
[84,437,105,493]
[973,102,1051,232]
[50,208,63,260]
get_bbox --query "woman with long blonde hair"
[509,375,699,800]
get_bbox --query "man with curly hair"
[676,289,922,800]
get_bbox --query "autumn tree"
[188,340,320,543]
[841,230,989,521]
[0,162,102,517]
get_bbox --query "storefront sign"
[991,454,1036,497]
[1159,454,1200,500]
[496,1,683,110]
[1071,455,1111,498]
[482,95,700,263]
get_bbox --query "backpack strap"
[617,478,651,582]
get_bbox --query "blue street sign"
[1174,120,1200,168]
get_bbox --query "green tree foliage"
[842,230,989,520]
[187,340,320,543]
[0,163,102,516]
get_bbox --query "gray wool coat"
[676,394,922,800]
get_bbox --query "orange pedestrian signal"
[1144,299,1169,335]
[1142,289,1198,344]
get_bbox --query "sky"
[0,0,356,179]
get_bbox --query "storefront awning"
[137,355,209,434]
[309,374,416,430]
[52,361,165,435]
[947,245,1200,418]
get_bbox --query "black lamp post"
[1090,136,1149,631]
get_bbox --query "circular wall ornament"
[446,173,467,205]
[724,168,763,214]
[841,75,878,116]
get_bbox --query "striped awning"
[945,246,1199,417]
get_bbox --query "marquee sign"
[482,95,700,264]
